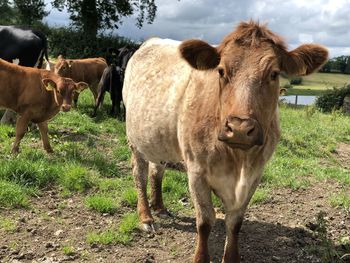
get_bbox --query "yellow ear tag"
[45,83,54,91]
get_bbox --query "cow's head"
[42,77,88,112]
[54,55,73,77]
[179,21,328,150]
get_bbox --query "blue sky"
[44,0,350,57]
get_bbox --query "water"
[280,95,317,106]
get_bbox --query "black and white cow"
[0,26,49,68]
[0,26,50,124]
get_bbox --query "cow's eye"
[271,71,280,81]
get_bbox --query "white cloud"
[44,0,350,57]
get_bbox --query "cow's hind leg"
[149,162,169,217]
[37,121,53,153]
[188,170,215,263]
[132,149,154,231]
[11,115,30,154]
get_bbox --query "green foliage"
[329,192,350,213]
[0,180,28,208]
[250,188,270,205]
[316,85,350,112]
[282,83,293,89]
[48,27,137,59]
[13,0,48,25]
[321,55,350,74]
[289,77,303,85]
[0,217,17,232]
[59,165,94,193]
[0,158,61,188]
[62,245,76,256]
[87,212,138,245]
[52,0,157,37]
[85,194,119,214]
[262,106,350,189]
[0,0,15,24]
[121,187,137,207]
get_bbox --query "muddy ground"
[0,179,349,263]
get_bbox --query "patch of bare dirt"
[0,181,349,263]
[334,143,350,169]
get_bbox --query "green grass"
[86,212,139,245]
[85,194,119,214]
[329,192,350,213]
[59,165,95,193]
[280,72,350,96]
[262,105,350,190]
[0,217,17,232]
[250,187,270,205]
[0,180,28,208]
[62,245,76,256]
[0,88,349,250]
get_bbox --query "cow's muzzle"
[61,104,71,112]
[218,116,263,150]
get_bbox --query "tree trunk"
[81,0,98,38]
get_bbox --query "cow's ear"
[75,82,88,93]
[281,44,328,76]
[42,78,57,91]
[58,55,64,60]
[179,39,220,70]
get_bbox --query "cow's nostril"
[247,127,255,137]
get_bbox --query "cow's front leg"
[149,162,169,216]
[131,149,154,231]
[222,210,244,263]
[37,121,53,153]
[188,172,215,263]
[220,171,262,263]
[12,115,30,154]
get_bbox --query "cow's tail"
[33,30,49,69]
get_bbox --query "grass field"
[0,92,349,261]
[280,72,350,96]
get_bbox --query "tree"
[13,0,49,26]
[0,0,16,24]
[52,0,157,38]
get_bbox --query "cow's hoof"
[142,223,157,233]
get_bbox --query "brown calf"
[54,56,107,106]
[0,59,88,153]
[123,21,328,262]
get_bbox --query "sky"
[44,0,350,58]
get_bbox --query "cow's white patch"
[12,58,20,65]
[45,60,51,71]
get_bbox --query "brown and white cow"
[0,59,88,153]
[123,21,328,262]
[54,56,107,106]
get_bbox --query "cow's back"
[123,38,192,163]
[0,26,42,65]
[70,58,107,85]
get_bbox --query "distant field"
[280,72,350,96]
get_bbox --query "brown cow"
[123,21,328,262]
[54,56,107,106]
[0,58,88,153]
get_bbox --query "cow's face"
[54,56,73,77]
[42,78,88,112]
[180,22,328,150]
